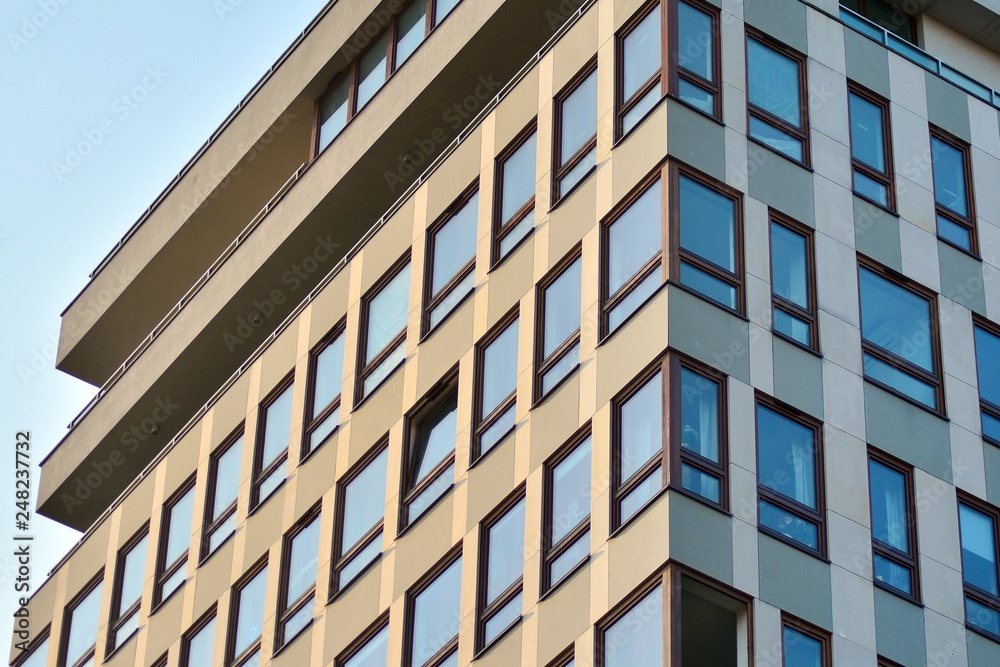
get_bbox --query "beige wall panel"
[259,322,298,394]
[192,539,234,618]
[164,423,202,494]
[359,210,414,295]
[323,560,383,663]
[595,288,667,408]
[209,373,251,447]
[615,0,650,29]
[143,587,184,663]
[495,70,540,151]
[242,491,285,567]
[306,269,350,349]
[102,635,136,667]
[391,495,457,598]
[552,9,599,91]
[487,238,535,327]
[466,437,517,530]
[526,372,582,471]
[477,624,523,666]
[415,298,474,397]
[426,129,484,222]
[536,565,592,663]
[295,431,340,500]
[270,623,315,667]
[349,369,405,461]
[118,475,155,545]
[548,175,598,266]
[607,493,670,604]
[611,106,667,201]
[66,520,111,590]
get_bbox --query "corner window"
[108,530,148,652]
[536,251,582,400]
[478,494,526,651]
[334,443,389,592]
[474,311,519,460]
[203,430,243,559]
[756,398,825,556]
[304,325,345,457]
[277,509,321,648]
[181,612,216,667]
[424,187,478,333]
[407,551,462,667]
[782,616,830,667]
[974,319,1000,445]
[600,583,663,665]
[251,377,294,508]
[847,84,894,210]
[617,3,662,135]
[337,618,390,667]
[868,450,919,600]
[613,368,664,528]
[156,479,195,606]
[858,262,942,411]
[542,431,591,593]
[675,0,721,117]
[228,560,268,667]
[493,124,537,262]
[770,213,817,350]
[402,378,458,528]
[60,576,103,667]
[959,495,1000,639]
[554,61,598,201]
[358,258,411,401]
[673,359,727,507]
[746,31,809,164]
[931,127,977,254]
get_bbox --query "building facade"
[12,0,1000,665]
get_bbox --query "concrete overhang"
[893,0,1000,54]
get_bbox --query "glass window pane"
[603,585,663,667]
[257,465,285,505]
[874,554,912,594]
[119,535,148,612]
[186,617,216,667]
[345,625,390,667]
[608,183,662,296]
[609,269,661,332]
[622,88,660,134]
[561,72,598,164]
[541,343,581,395]
[318,78,349,152]
[550,531,590,584]
[66,582,103,665]
[161,567,186,602]
[261,384,294,466]
[412,395,458,483]
[313,333,345,416]
[435,0,459,23]
[960,503,999,595]
[213,438,243,519]
[559,146,597,195]
[209,514,236,553]
[363,341,406,395]
[552,438,592,544]
[357,32,389,111]
[681,464,721,503]
[853,169,890,207]
[759,499,819,549]
[679,261,737,310]
[679,175,735,272]
[395,0,426,67]
[677,1,713,81]
[931,136,969,217]
[747,38,801,128]
[484,592,522,645]
[979,327,1000,405]
[308,406,340,452]
[774,309,811,347]
[19,637,48,667]
[622,9,661,102]
[937,214,972,251]
[482,320,518,418]
[501,134,537,225]
[849,93,886,172]
[984,411,1000,443]
[677,79,714,114]
[411,557,462,666]
[771,223,808,308]
[620,373,663,482]
[543,258,582,358]
[620,467,662,523]
[234,567,267,657]
[407,463,454,522]
[749,116,804,161]
[282,605,313,644]
[680,368,720,462]
[783,626,823,667]
[339,534,382,588]
[499,209,534,258]
[862,353,937,408]
[967,596,1000,637]
[859,268,934,372]
[286,517,321,605]
[343,449,389,550]
[480,404,516,454]
[431,194,478,296]
[757,405,816,508]
[868,459,909,552]
[165,487,195,567]
[487,499,526,603]
[367,264,411,364]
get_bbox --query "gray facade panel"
[668,102,727,182]
[758,534,833,630]
[747,146,816,228]
[772,337,824,420]
[743,0,807,53]
[669,492,734,585]
[864,383,952,482]
[668,287,751,384]
[925,71,973,143]
[938,241,987,316]
[855,197,903,273]
[874,587,926,667]
[845,30,891,98]
[968,628,1000,666]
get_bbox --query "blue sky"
[1,0,331,652]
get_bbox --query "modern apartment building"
[12,0,1000,665]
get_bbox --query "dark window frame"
[534,246,583,403]
[476,487,528,654]
[958,491,1000,642]
[973,315,1000,447]
[541,425,592,595]
[847,82,896,212]
[58,571,104,667]
[250,372,295,510]
[180,606,217,667]
[331,439,389,597]
[356,253,411,404]
[472,306,519,464]
[781,613,832,666]
[201,426,243,562]
[335,613,390,667]
[546,646,575,667]
[226,556,269,667]
[670,0,723,119]
[302,320,347,460]
[11,625,49,667]
[930,125,979,256]
[842,0,917,43]
[276,504,322,650]
[403,545,463,667]
[867,447,921,603]
[552,58,599,204]
[107,525,149,654]
[878,657,905,667]
[154,476,196,608]
[492,120,538,265]
[769,210,819,352]
[422,181,480,336]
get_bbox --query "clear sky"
[0,0,331,654]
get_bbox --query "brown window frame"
[552,58,598,204]
[781,613,832,666]
[847,83,896,212]
[403,546,463,667]
[58,571,104,667]
[250,373,295,510]
[301,321,346,459]
[107,525,148,655]
[541,426,592,595]
[546,647,575,667]
[472,306,519,463]
[973,315,1000,447]
[201,426,243,562]
[150,653,168,667]
[335,613,390,667]
[180,607,217,667]
[476,488,527,654]
[745,28,811,167]
[670,0,723,119]
[226,556,269,667]
[492,120,538,265]
[877,657,905,667]
[275,505,322,649]
[867,447,920,603]
[154,476,196,608]
[857,257,945,415]
[769,210,819,352]
[930,125,979,256]
[534,246,583,403]
[422,182,479,336]
[957,491,1000,642]
[331,439,389,597]
[356,253,411,405]
[755,393,827,558]
[12,625,49,667]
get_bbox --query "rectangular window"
[473,311,519,461]
[674,0,721,117]
[60,575,103,667]
[478,493,526,651]
[617,3,662,135]
[182,611,217,667]
[769,212,817,350]
[542,430,591,593]
[670,356,728,508]
[406,550,462,667]
[155,479,195,606]
[333,443,389,593]
[202,429,243,560]
[599,582,664,665]
[228,560,268,667]
[553,61,598,201]
[868,450,919,600]
[746,30,809,164]
[493,124,537,262]
[108,530,148,652]
[424,186,478,333]
[536,250,582,400]
[931,127,977,254]
[613,367,664,528]
[958,495,1000,639]
[303,324,345,457]
[277,509,321,648]
[13,632,48,667]
[841,0,917,43]
[847,84,895,210]
[402,377,458,529]
[756,398,825,556]
[251,376,294,508]
[974,319,1000,445]
[782,615,830,667]
[358,257,410,401]
[858,260,942,411]
[337,617,390,667]
[673,166,744,313]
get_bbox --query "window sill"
[873,579,922,607]
[468,425,516,471]
[396,484,455,540]
[772,330,822,358]
[668,484,730,517]
[271,619,314,660]
[531,363,581,410]
[609,485,669,539]
[150,578,186,615]
[746,136,814,173]
[937,234,982,262]
[550,164,597,212]
[758,525,829,563]
[538,554,590,603]
[666,279,749,322]
[298,424,339,466]
[862,376,948,421]
[474,615,522,660]
[613,93,667,149]
[329,553,382,604]
[104,628,139,662]
[489,226,535,273]
[597,280,667,347]
[199,530,235,566]
[852,191,898,217]
[247,478,287,519]
[420,287,475,343]
[665,92,725,126]
[353,358,406,412]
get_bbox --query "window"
[228,560,268,667]
[674,167,744,312]
[547,648,575,667]
[315,0,462,153]
[402,377,458,528]
[337,617,390,667]
[108,529,149,652]
[613,367,664,528]
[14,631,48,667]
[974,319,1000,445]
[599,582,663,666]
[756,398,825,556]
[959,495,1000,639]
[251,376,294,508]
[542,431,591,593]
[674,0,721,116]
[333,443,389,593]
[536,250,582,400]
[618,3,661,135]
[602,176,663,335]
[303,324,345,457]
[473,311,518,460]
[493,124,537,262]
[841,0,916,43]
[769,213,817,350]
[424,186,478,333]
[406,551,462,667]
[478,493,526,650]
[746,31,809,164]
[553,61,598,201]
[868,450,918,600]
[60,575,103,667]
[182,611,216,667]
[931,127,977,254]
[358,257,410,401]
[782,616,830,667]
[155,478,195,605]
[847,85,895,210]
[277,509,321,648]
[671,357,727,508]
[858,261,942,411]
[202,429,243,559]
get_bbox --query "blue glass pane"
[261,384,294,467]
[281,603,314,645]
[620,468,662,524]
[679,262,737,310]
[679,175,735,272]
[544,258,582,357]
[983,411,1000,443]
[213,437,243,518]
[413,395,457,482]
[854,169,890,207]
[542,343,580,395]
[863,353,937,408]
[428,271,474,329]
[760,499,819,550]
[747,38,801,127]
[603,585,663,667]
[339,534,382,590]
[774,309,811,347]
[622,10,661,101]
[66,582,103,665]
[550,531,590,585]
[931,136,969,217]
[960,503,999,595]
[868,459,909,552]
[749,116,804,162]
[620,373,663,482]
[558,147,596,195]
[19,637,48,667]
[783,626,823,667]
[257,464,285,505]
[679,368,719,462]
[678,79,714,114]
[344,624,389,667]
[967,596,1000,637]
[480,404,516,456]
[484,593,522,646]
[482,320,519,418]
[608,269,662,332]
[502,134,537,224]
[874,554,912,595]
[234,566,267,657]
[312,333,345,418]
[185,617,216,667]
[551,438,591,544]
[165,487,195,566]
[434,0,459,23]
[363,341,406,396]
[859,267,933,372]
[770,223,808,308]
[366,264,410,364]
[408,463,454,524]
[561,72,598,161]
[119,535,148,612]
[411,558,462,666]
[608,182,662,296]
[431,194,478,295]
[681,463,721,504]
[677,1,713,81]
[308,405,340,452]
[848,92,886,171]
[937,214,972,251]
[286,517,321,604]
[487,499,526,603]
[756,405,816,508]
[622,88,660,134]
[208,513,236,554]
[499,209,534,259]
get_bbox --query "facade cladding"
[15,0,1000,665]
